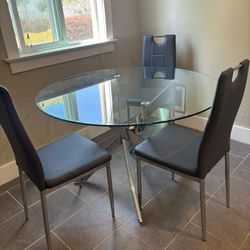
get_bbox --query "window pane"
[42,97,67,120]
[16,0,56,46]
[61,0,94,43]
[76,86,101,123]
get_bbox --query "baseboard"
[0,161,19,186]
[78,126,110,139]
[231,125,250,144]
[176,116,250,144]
[176,116,207,131]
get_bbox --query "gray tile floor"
[0,139,250,249]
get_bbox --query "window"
[0,0,114,73]
[41,80,114,124]
[8,0,109,54]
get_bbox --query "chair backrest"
[143,67,175,80]
[197,59,249,178]
[141,35,176,68]
[0,85,45,191]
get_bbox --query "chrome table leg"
[121,137,143,223]
[136,158,142,210]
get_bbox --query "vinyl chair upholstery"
[0,85,115,250]
[134,59,249,241]
[142,35,176,68]
[127,35,176,125]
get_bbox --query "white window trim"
[0,0,115,74]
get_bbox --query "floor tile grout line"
[118,181,152,203]
[52,231,72,250]
[0,210,24,227]
[1,143,249,249]
[202,151,250,205]
[24,234,45,250]
[238,231,250,250]
[27,186,67,209]
[1,187,86,248]
[165,176,231,249]
[7,178,29,192]
[92,226,124,250]
[174,150,248,197]
[90,176,155,250]
[0,177,31,197]
[122,226,153,248]
[64,185,90,205]
[5,186,84,225]
[47,166,146,246]
[189,222,236,249]
[164,209,201,249]
[119,179,177,248]
[229,151,246,159]
[164,184,227,250]
[0,190,8,198]
[204,181,225,204]
[0,182,20,195]
[16,203,86,248]
[6,190,24,208]
[185,169,250,249]
[139,177,176,209]
[180,178,242,249]
[232,175,250,186]
[93,223,153,250]
[52,206,86,231]
[92,212,138,250]
[230,152,250,176]
[120,157,243,250]
[64,176,141,207]
[23,231,73,250]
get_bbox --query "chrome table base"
[121,136,143,223]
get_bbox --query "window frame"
[9,0,67,54]
[0,0,115,73]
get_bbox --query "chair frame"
[18,162,115,250]
[136,152,230,241]
[134,60,250,241]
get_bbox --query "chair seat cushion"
[134,125,202,177]
[37,134,111,189]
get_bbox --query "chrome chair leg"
[200,179,206,241]
[171,172,175,181]
[225,152,230,208]
[18,167,28,220]
[106,164,115,217]
[40,191,52,250]
[136,158,142,210]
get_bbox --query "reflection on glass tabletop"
[36,67,217,127]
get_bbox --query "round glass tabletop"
[36,67,217,127]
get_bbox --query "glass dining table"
[36,67,217,223]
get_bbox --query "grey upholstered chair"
[0,85,115,250]
[134,59,249,241]
[142,35,176,68]
[127,35,176,125]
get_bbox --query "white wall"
[139,0,250,127]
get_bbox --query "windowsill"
[5,39,117,74]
